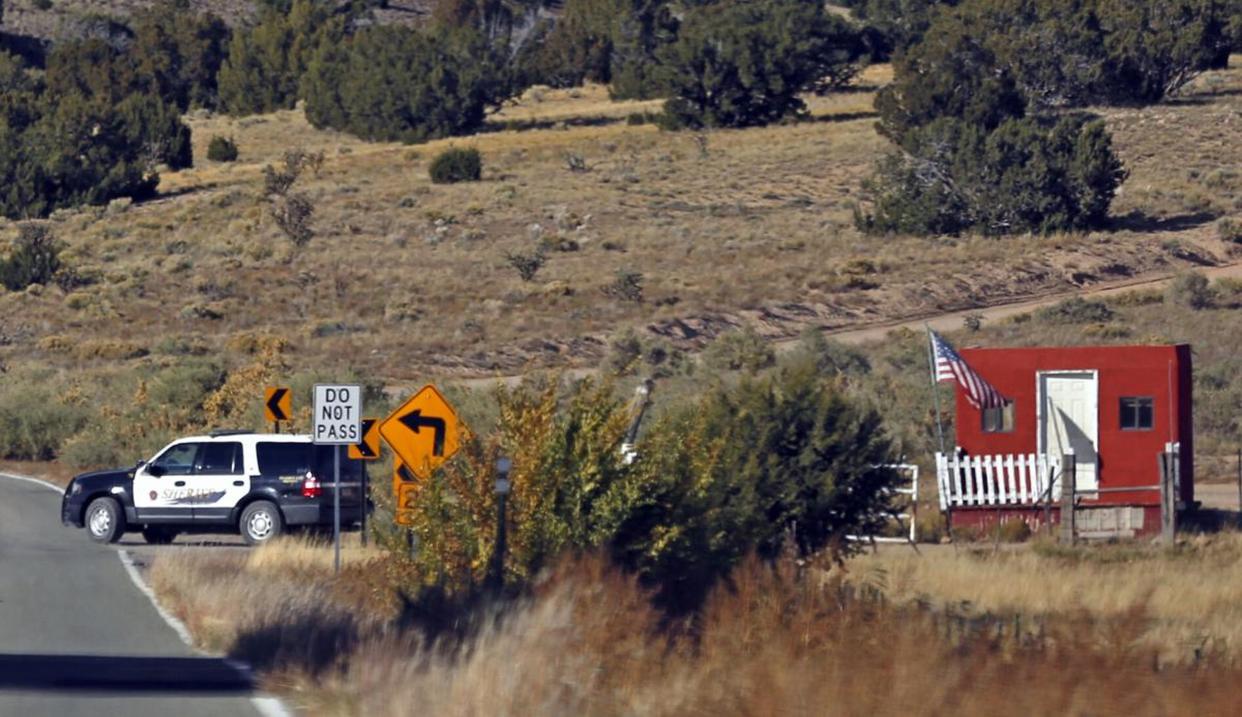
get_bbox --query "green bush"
[0,382,88,461]
[517,0,677,100]
[0,54,170,218]
[604,327,687,378]
[704,324,776,375]
[0,223,61,291]
[303,25,512,143]
[1094,0,1236,104]
[860,115,1127,236]
[615,362,901,613]
[217,0,346,116]
[905,0,1238,110]
[1219,218,1242,244]
[398,378,638,588]
[1166,271,1213,310]
[875,10,1025,145]
[206,135,239,162]
[516,0,627,88]
[795,329,871,376]
[851,0,960,60]
[659,0,864,129]
[429,147,482,184]
[46,6,230,112]
[1036,296,1116,324]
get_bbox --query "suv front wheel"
[240,501,283,545]
[85,497,125,544]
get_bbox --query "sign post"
[348,418,380,546]
[313,384,361,574]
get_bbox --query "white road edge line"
[0,471,66,493]
[0,471,294,717]
[117,550,199,648]
[117,551,296,717]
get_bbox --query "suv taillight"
[301,474,322,498]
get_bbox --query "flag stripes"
[929,330,1007,410]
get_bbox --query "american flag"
[929,330,1007,410]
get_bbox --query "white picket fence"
[935,452,1062,510]
[847,464,919,544]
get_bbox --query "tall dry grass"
[150,539,1242,716]
[849,535,1242,665]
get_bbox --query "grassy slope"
[2,62,1241,392]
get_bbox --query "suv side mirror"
[147,465,167,478]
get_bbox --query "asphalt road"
[0,474,264,717]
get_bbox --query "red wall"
[954,344,1193,506]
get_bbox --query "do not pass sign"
[313,384,362,445]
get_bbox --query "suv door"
[134,441,203,522]
[188,441,248,523]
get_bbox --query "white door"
[1039,372,1099,492]
[189,441,250,523]
[134,440,202,521]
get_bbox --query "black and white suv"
[61,431,367,545]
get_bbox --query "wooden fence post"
[1059,453,1076,545]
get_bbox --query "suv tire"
[85,497,125,544]
[240,501,283,545]
[141,527,178,545]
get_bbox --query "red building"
[936,344,1192,538]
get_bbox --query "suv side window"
[152,442,203,476]
[197,442,243,475]
[314,445,362,480]
[257,443,312,477]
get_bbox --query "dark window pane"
[1121,397,1154,430]
[199,442,242,474]
[257,443,312,477]
[313,445,362,479]
[983,402,1014,433]
[257,443,363,479]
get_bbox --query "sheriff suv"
[61,431,367,545]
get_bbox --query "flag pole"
[926,325,953,544]
[926,325,947,456]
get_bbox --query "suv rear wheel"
[240,501,283,545]
[86,497,125,544]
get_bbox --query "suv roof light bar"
[208,429,253,437]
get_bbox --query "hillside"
[0,0,432,40]
[3,62,1240,382]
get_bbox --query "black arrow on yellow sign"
[349,418,381,461]
[264,387,291,425]
[398,411,446,456]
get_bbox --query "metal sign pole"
[360,464,368,548]
[334,444,341,575]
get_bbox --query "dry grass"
[244,532,387,574]
[149,534,394,654]
[4,61,1239,394]
[149,538,1242,716]
[849,534,1242,664]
